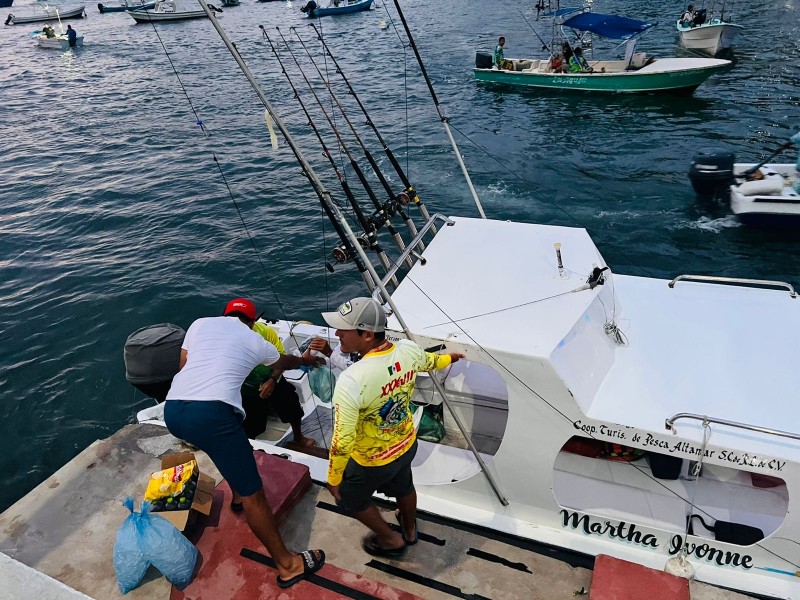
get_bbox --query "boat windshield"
[562,12,657,40]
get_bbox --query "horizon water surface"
[0,0,798,512]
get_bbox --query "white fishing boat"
[36,30,83,49]
[128,0,220,22]
[676,9,743,56]
[5,4,85,25]
[729,164,800,226]
[130,3,800,598]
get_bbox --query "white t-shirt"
[166,316,280,415]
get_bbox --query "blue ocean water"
[0,0,798,512]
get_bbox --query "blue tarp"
[561,12,656,40]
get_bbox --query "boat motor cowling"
[124,323,185,402]
[475,51,493,69]
[688,150,735,199]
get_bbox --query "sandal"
[277,549,326,589]
[362,533,406,558]
[395,511,418,545]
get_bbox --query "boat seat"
[514,60,534,72]
[738,175,785,196]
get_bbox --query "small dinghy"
[676,8,743,56]
[36,23,84,49]
[6,4,85,25]
[128,0,221,22]
[300,0,372,17]
[97,0,156,14]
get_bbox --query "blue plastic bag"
[113,498,199,594]
[113,498,151,594]
[309,365,335,403]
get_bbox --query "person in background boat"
[569,46,593,73]
[66,25,77,48]
[680,4,695,26]
[240,321,318,449]
[300,0,317,13]
[493,36,513,70]
[561,41,574,65]
[549,51,565,73]
[42,24,56,38]
[321,297,464,557]
[163,298,326,589]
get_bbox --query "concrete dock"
[0,424,757,599]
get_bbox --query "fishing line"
[147,21,301,328]
[380,1,412,177]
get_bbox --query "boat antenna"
[387,0,487,219]
[262,27,399,284]
[305,22,436,235]
[194,4,376,290]
[291,26,429,247]
[272,26,416,268]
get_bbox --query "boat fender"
[738,175,784,196]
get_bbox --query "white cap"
[322,297,386,332]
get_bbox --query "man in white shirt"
[165,298,325,589]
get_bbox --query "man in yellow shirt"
[321,297,463,556]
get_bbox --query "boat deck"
[0,423,756,599]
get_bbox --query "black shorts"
[339,441,417,514]
[241,377,303,439]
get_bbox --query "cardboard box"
[149,452,215,531]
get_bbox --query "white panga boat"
[36,29,84,49]
[128,0,220,22]
[473,11,730,95]
[133,5,800,598]
[676,8,743,56]
[689,141,800,227]
[5,4,85,24]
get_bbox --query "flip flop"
[277,549,326,589]
[362,533,406,558]
[395,511,418,545]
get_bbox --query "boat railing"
[668,274,797,298]
[372,213,454,296]
[666,413,800,442]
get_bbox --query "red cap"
[224,298,257,320]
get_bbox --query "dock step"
[590,555,690,600]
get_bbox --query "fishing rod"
[306,22,435,234]
[388,0,487,219]
[517,6,551,52]
[739,140,796,179]
[262,27,398,285]
[195,3,375,291]
[272,26,416,269]
[291,26,427,251]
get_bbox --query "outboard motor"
[475,51,493,69]
[124,323,185,402]
[692,8,707,26]
[688,150,735,199]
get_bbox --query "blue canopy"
[561,12,657,40]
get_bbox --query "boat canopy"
[562,12,656,40]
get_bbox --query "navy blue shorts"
[339,441,418,514]
[164,400,262,497]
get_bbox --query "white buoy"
[379,19,388,30]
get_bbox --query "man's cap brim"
[322,311,355,330]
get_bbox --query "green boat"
[473,11,730,95]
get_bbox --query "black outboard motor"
[300,0,316,13]
[124,323,185,402]
[688,150,735,199]
[475,51,493,69]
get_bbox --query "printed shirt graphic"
[327,339,453,486]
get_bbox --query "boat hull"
[6,5,85,24]
[128,7,211,21]
[731,164,800,227]
[473,57,730,95]
[677,21,744,56]
[37,34,84,49]
[308,0,372,17]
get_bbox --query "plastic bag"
[413,402,446,443]
[112,498,199,594]
[140,504,199,590]
[309,365,335,404]
[144,460,197,503]
[113,498,151,594]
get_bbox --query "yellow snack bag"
[144,460,197,502]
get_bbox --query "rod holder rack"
[668,275,796,298]
[665,413,800,442]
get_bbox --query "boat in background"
[473,11,730,95]
[300,0,372,18]
[36,28,84,49]
[676,8,743,56]
[97,0,156,13]
[5,4,85,25]
[220,0,239,6]
[128,0,220,22]
[0,0,13,9]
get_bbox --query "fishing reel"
[331,234,369,263]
